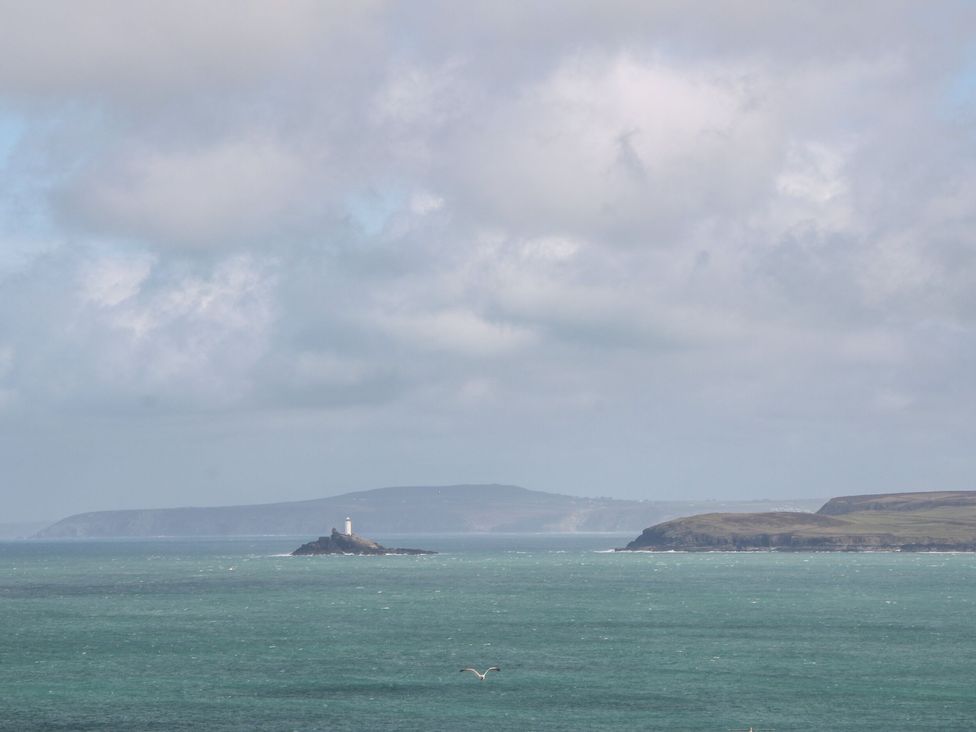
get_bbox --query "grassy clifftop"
[817,490,976,515]
[622,491,976,551]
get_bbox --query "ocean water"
[1,534,974,731]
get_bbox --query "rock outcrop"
[291,528,436,555]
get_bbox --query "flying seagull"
[460,666,500,681]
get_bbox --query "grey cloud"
[63,136,313,248]
[1,2,975,521]
[0,0,378,97]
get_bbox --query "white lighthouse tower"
[344,516,353,536]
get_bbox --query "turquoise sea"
[1,534,974,731]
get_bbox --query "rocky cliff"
[620,490,976,551]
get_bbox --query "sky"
[1,1,975,522]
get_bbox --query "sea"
[1,534,974,731]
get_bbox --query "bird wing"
[486,666,500,672]
[459,668,479,674]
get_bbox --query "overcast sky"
[1,1,975,521]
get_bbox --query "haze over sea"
[2,535,974,731]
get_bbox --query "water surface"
[1,535,974,730]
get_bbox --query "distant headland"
[618,490,976,552]
[31,485,823,538]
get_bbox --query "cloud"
[0,344,15,411]
[78,252,155,306]
[409,191,445,216]
[259,350,404,409]
[438,54,779,242]
[0,0,377,96]
[376,308,536,357]
[97,255,278,403]
[2,251,278,412]
[66,137,308,248]
[2,2,976,519]
[372,60,467,129]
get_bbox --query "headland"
[619,490,976,552]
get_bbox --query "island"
[618,490,976,552]
[291,527,436,556]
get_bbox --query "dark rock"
[291,528,436,556]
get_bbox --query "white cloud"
[409,191,445,216]
[773,141,854,231]
[372,60,466,128]
[68,255,279,405]
[518,236,581,262]
[441,53,778,240]
[377,308,536,357]
[78,253,155,307]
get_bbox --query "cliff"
[620,490,976,551]
[291,528,435,555]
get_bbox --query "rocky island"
[291,527,436,556]
[619,490,976,552]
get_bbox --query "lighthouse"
[344,517,352,536]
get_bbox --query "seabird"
[459,666,500,681]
